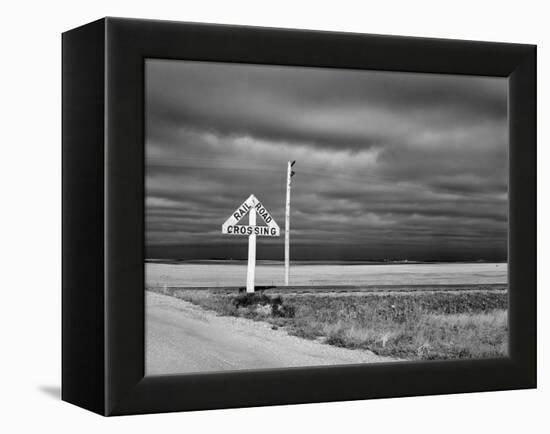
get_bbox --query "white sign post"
[246,206,256,292]
[222,195,280,293]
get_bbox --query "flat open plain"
[145,261,508,375]
[146,261,507,288]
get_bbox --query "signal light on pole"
[285,160,295,286]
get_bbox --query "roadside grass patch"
[232,293,296,318]
[283,292,508,359]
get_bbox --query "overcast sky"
[145,59,508,261]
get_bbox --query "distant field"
[148,285,508,361]
[146,261,507,288]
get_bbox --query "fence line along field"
[146,260,508,364]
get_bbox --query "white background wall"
[0,0,546,431]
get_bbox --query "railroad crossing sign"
[222,194,280,236]
[222,195,280,293]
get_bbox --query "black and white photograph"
[0,0,544,427]
[145,59,508,375]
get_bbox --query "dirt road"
[146,291,394,375]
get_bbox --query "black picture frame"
[62,17,536,416]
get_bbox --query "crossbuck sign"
[222,194,280,292]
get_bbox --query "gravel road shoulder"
[146,291,398,375]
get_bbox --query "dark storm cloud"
[145,59,508,261]
[147,61,506,150]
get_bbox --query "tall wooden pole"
[246,206,257,293]
[285,161,292,286]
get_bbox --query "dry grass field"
[148,285,508,361]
